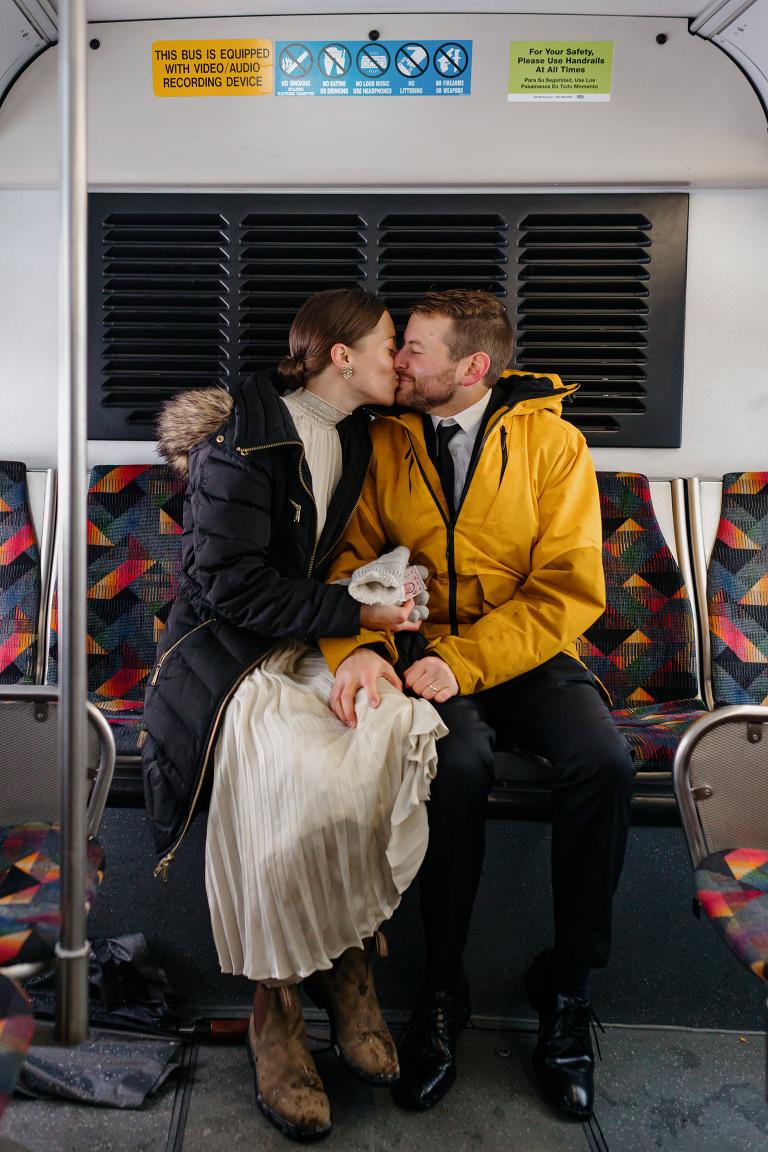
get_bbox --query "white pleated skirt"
[204,641,448,984]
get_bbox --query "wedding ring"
[427,683,438,693]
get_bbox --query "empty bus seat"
[577,472,708,769]
[0,462,41,685]
[0,823,105,970]
[706,472,768,708]
[0,971,34,1123]
[47,465,185,755]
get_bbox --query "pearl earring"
[341,366,353,379]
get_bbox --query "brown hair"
[277,288,387,386]
[409,289,515,386]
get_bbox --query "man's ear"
[461,352,491,388]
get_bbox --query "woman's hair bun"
[277,352,307,384]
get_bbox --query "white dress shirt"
[431,390,494,509]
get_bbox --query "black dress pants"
[393,639,636,986]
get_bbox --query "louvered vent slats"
[516,213,654,435]
[100,213,229,427]
[377,213,508,329]
[239,214,367,375]
[90,194,686,446]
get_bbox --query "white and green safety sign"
[508,42,613,101]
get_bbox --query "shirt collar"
[431,389,493,438]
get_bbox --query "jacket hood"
[156,386,234,478]
[494,370,578,415]
[156,372,298,478]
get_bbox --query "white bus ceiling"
[0,3,766,477]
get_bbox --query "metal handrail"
[673,704,768,869]
[686,478,716,711]
[57,0,89,1046]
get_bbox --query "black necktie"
[435,421,460,519]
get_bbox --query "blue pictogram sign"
[356,43,390,77]
[434,43,469,77]
[319,43,351,77]
[278,43,313,78]
[395,43,429,78]
[275,38,472,96]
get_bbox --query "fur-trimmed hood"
[156,387,233,478]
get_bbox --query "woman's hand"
[404,656,459,703]
[360,600,422,633]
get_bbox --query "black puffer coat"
[142,373,372,870]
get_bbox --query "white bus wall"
[0,12,766,476]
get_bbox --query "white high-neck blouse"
[282,388,349,541]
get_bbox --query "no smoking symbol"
[434,43,468,77]
[279,43,313,77]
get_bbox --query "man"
[319,290,635,1120]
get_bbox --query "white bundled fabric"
[345,546,430,621]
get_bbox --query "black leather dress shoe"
[390,981,472,1111]
[525,953,604,1120]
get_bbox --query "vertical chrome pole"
[55,0,90,1046]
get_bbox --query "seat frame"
[0,684,115,982]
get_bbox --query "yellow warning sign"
[152,40,273,97]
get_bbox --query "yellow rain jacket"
[319,371,606,696]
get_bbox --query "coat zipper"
[154,652,266,880]
[150,618,214,687]
[236,440,318,576]
[402,411,509,637]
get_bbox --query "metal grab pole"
[55,0,90,1047]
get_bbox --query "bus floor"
[1,1018,765,1152]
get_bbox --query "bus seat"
[489,473,708,822]
[674,706,768,993]
[0,972,34,1126]
[46,465,185,756]
[0,463,42,686]
[578,472,708,769]
[702,473,768,710]
[0,688,114,980]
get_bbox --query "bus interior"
[1,2,768,1150]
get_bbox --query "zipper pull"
[150,662,162,687]
[290,499,301,523]
[154,853,174,881]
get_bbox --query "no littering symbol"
[395,43,429,78]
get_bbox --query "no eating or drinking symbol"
[319,43,351,77]
[279,44,313,77]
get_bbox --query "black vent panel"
[98,213,230,428]
[378,214,508,330]
[240,214,367,375]
[516,213,652,435]
[89,193,687,446]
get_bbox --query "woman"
[142,288,446,1142]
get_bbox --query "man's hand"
[404,656,459,704]
[330,648,403,729]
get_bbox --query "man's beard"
[395,365,459,412]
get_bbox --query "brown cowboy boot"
[304,933,399,1086]
[246,983,332,1143]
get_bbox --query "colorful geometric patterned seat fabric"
[0,461,40,684]
[0,973,34,1122]
[611,699,709,770]
[0,823,105,969]
[707,472,768,708]
[695,848,768,982]
[48,465,185,753]
[576,473,707,769]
